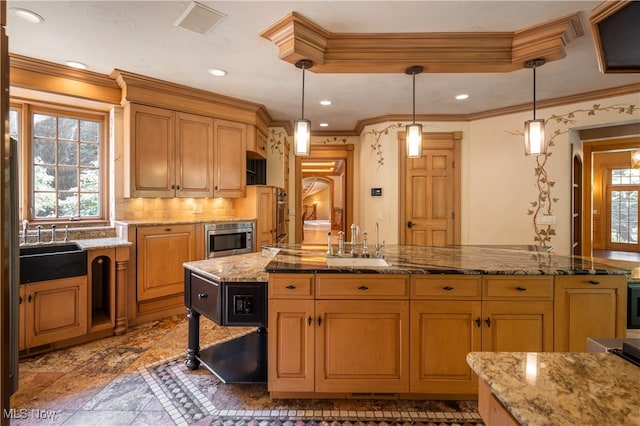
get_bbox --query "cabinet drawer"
[483,276,553,300]
[316,275,409,299]
[190,274,221,323]
[555,275,626,289]
[411,275,481,299]
[269,274,314,298]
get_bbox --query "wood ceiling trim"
[260,12,584,73]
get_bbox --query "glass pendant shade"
[524,119,546,155]
[294,119,311,156]
[406,123,423,158]
[632,150,640,168]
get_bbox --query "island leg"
[185,308,201,370]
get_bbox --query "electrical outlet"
[193,202,203,214]
[536,215,556,225]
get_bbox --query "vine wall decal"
[363,123,403,167]
[510,103,636,247]
[269,128,287,161]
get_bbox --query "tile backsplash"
[115,197,235,221]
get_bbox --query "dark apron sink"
[20,242,87,284]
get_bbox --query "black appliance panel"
[223,282,267,327]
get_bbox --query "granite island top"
[466,351,640,426]
[183,244,636,283]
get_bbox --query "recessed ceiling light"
[65,61,88,70]
[455,94,470,100]
[11,8,44,23]
[319,123,329,127]
[320,100,332,106]
[208,68,227,77]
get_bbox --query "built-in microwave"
[205,221,254,258]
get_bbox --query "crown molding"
[261,12,584,73]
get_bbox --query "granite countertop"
[75,237,132,250]
[466,351,640,426]
[264,244,635,275]
[183,248,277,282]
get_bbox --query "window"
[608,167,639,248]
[9,104,108,222]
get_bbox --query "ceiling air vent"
[174,2,226,35]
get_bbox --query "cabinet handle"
[588,280,600,285]
[308,316,312,326]
[215,186,218,190]
[475,317,481,327]
[197,293,208,300]
[28,295,32,303]
[443,286,454,291]
[19,296,22,304]
[285,285,296,289]
[485,317,491,327]
[515,286,527,292]
[171,184,175,190]
[165,228,172,232]
[318,316,322,326]
[358,286,369,291]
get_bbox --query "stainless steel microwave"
[204,221,254,258]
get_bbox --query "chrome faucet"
[350,223,360,251]
[50,224,56,243]
[362,232,369,256]
[35,225,43,244]
[64,225,69,242]
[21,220,28,244]
[375,222,385,253]
[337,231,345,255]
[326,231,333,255]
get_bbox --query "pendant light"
[294,59,313,156]
[524,58,547,156]
[405,65,423,158]
[631,150,640,168]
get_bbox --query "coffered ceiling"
[5,1,640,134]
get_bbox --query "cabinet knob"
[28,295,32,303]
[19,296,22,304]
[358,285,369,291]
[588,280,600,285]
[307,316,312,326]
[171,184,175,190]
[197,293,208,300]
[475,317,481,327]
[484,317,491,327]
[515,286,527,292]
[443,286,454,291]
[285,285,296,289]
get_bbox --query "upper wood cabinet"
[247,126,267,159]
[125,103,214,198]
[214,119,247,198]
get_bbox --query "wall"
[350,93,639,255]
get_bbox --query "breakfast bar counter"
[466,351,640,426]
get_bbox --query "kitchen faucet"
[50,224,56,243]
[375,222,385,253]
[21,220,28,244]
[35,225,42,244]
[337,231,345,255]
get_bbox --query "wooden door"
[214,119,246,198]
[137,225,195,301]
[256,186,275,246]
[315,300,409,393]
[554,275,626,352]
[401,132,461,245]
[176,112,214,198]
[25,277,88,348]
[128,103,175,197]
[268,299,315,392]
[481,301,553,352]
[410,300,481,394]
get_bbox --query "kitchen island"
[466,350,640,425]
[183,244,634,398]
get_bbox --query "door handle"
[407,221,413,229]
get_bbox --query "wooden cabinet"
[125,104,215,198]
[214,119,246,198]
[137,224,196,301]
[410,275,481,394]
[234,185,276,249]
[247,126,267,159]
[24,276,88,348]
[478,380,519,426]
[481,276,553,352]
[554,275,627,352]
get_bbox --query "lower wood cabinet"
[554,275,627,352]
[481,301,553,352]
[23,276,88,348]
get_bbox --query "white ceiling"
[5,1,640,132]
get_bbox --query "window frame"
[605,165,639,251]
[12,100,110,224]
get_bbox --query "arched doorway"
[295,144,354,244]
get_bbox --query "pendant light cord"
[532,65,537,120]
[301,64,306,120]
[412,71,416,124]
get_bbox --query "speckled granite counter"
[265,244,635,275]
[74,237,132,249]
[183,248,277,282]
[466,351,640,426]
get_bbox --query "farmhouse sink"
[326,256,391,268]
[19,242,87,284]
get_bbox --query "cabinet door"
[128,103,175,197]
[137,225,195,301]
[256,186,275,246]
[25,277,88,348]
[176,112,214,197]
[481,301,553,352]
[410,300,481,394]
[268,299,315,392]
[315,300,409,393]
[214,119,246,198]
[554,275,626,352]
